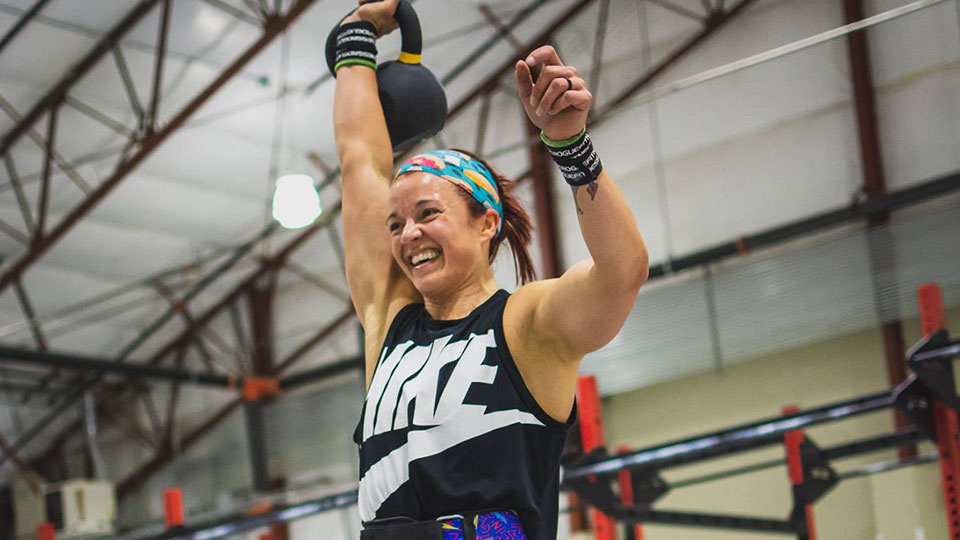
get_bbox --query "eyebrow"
[385,200,438,223]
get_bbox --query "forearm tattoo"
[570,180,600,215]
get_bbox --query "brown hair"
[450,148,536,284]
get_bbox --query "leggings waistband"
[361,510,527,540]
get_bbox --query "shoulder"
[361,293,421,387]
[503,279,577,363]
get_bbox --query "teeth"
[411,249,440,266]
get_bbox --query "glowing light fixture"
[272,173,321,229]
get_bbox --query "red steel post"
[36,522,55,540]
[782,405,816,540]
[163,487,185,529]
[616,446,646,540]
[576,375,616,540]
[918,284,960,539]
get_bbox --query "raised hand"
[514,45,592,141]
[342,0,400,36]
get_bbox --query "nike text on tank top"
[354,290,574,540]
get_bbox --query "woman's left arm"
[513,46,650,358]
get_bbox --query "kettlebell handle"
[325,0,423,76]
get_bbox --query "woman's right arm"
[333,2,419,368]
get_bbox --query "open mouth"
[408,248,442,268]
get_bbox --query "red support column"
[163,487,184,529]
[918,284,960,539]
[617,446,646,540]
[36,522,55,540]
[576,375,616,540]
[782,405,816,540]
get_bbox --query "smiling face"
[387,172,499,298]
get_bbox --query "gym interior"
[0,0,958,539]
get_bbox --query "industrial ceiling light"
[272,173,322,229]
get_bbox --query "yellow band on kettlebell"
[398,51,421,64]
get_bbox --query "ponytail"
[450,149,536,284]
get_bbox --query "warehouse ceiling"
[0,0,958,492]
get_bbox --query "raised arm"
[511,46,649,359]
[333,0,418,363]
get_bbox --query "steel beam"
[116,396,243,498]
[3,155,34,234]
[13,0,601,491]
[0,0,162,158]
[0,0,320,296]
[646,170,960,279]
[564,389,894,480]
[10,199,339,473]
[446,0,597,122]
[115,310,358,499]
[35,104,57,239]
[3,13,336,462]
[278,356,362,391]
[245,274,276,492]
[0,94,92,194]
[594,0,759,121]
[477,4,525,54]
[0,344,233,386]
[126,489,359,540]
[842,0,913,458]
[524,110,562,278]
[0,0,53,57]
[441,0,550,85]
[147,0,172,131]
[0,432,43,495]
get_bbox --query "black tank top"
[353,289,574,540]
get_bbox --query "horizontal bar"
[913,341,960,364]
[629,427,926,491]
[0,381,66,394]
[838,453,938,480]
[669,457,785,489]
[278,356,362,391]
[822,428,926,460]
[649,169,960,278]
[564,389,894,480]
[0,345,232,387]
[126,489,359,540]
[612,506,795,534]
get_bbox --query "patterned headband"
[395,150,503,236]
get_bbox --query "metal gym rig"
[60,282,957,540]
[564,282,959,540]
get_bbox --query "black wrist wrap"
[542,130,603,186]
[334,21,378,73]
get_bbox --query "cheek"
[390,235,403,261]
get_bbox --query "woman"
[333,1,649,539]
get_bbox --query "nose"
[400,219,422,243]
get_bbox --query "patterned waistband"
[439,510,526,540]
[361,510,527,540]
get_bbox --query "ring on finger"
[564,77,573,92]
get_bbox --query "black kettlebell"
[326,1,447,153]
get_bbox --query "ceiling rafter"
[1,0,767,497]
[0,0,319,298]
[0,0,323,472]
[0,0,53,57]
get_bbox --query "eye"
[419,207,440,220]
[387,221,401,234]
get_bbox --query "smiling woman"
[331,0,649,538]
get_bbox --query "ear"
[479,208,500,242]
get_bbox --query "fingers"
[530,65,578,108]
[514,60,534,101]
[525,45,562,68]
[539,77,587,115]
[547,88,592,115]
